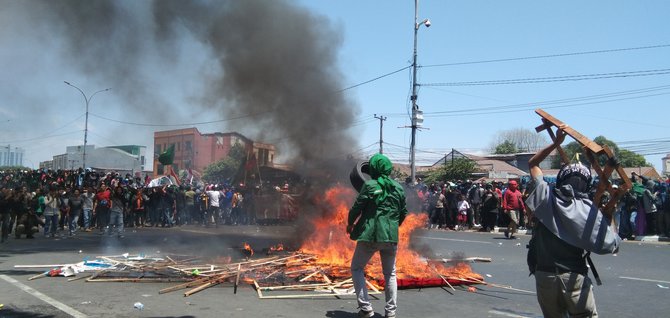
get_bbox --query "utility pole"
[374,114,387,154]
[64,81,111,170]
[410,0,430,185]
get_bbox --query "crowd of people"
[0,168,264,243]
[414,172,670,240]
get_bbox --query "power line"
[421,68,670,87]
[422,44,670,68]
[89,111,274,127]
[338,66,411,92]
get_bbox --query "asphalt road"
[1,225,669,318]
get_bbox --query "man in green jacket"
[347,153,408,318]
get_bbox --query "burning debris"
[15,185,488,298]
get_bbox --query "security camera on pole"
[410,0,430,185]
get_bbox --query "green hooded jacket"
[348,154,408,243]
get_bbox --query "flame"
[243,242,254,257]
[300,185,481,283]
[269,244,284,252]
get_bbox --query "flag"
[158,144,175,166]
[168,165,181,186]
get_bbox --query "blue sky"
[297,0,670,170]
[1,0,668,173]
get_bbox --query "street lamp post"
[410,0,430,185]
[64,81,110,170]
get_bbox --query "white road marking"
[414,235,493,244]
[0,274,88,318]
[488,309,538,318]
[619,276,670,284]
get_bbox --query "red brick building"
[153,128,275,175]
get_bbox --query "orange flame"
[269,244,285,252]
[243,242,254,257]
[300,185,481,283]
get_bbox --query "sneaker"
[385,313,396,318]
[358,310,374,318]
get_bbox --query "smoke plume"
[6,0,360,169]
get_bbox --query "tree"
[424,158,478,183]
[490,128,548,153]
[201,143,247,183]
[550,135,649,168]
[494,140,518,154]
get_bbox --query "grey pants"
[351,241,398,316]
[535,270,597,318]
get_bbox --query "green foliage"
[424,158,478,183]
[201,143,247,183]
[551,136,649,168]
[618,149,650,167]
[494,140,518,154]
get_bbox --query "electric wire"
[422,44,670,68]
[421,68,670,87]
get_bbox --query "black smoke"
[8,0,359,169]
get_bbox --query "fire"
[300,185,482,286]
[269,244,284,252]
[243,242,254,257]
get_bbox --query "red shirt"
[503,189,525,211]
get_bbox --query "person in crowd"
[502,180,524,239]
[662,186,670,237]
[108,186,125,238]
[525,125,620,318]
[198,188,209,226]
[0,187,11,243]
[175,185,186,226]
[148,187,161,227]
[468,183,485,227]
[81,187,95,232]
[94,184,112,234]
[160,186,176,228]
[430,187,446,230]
[456,194,470,231]
[184,186,196,225]
[68,188,83,236]
[231,188,243,225]
[131,188,148,227]
[642,180,658,235]
[43,187,60,238]
[347,153,407,318]
[206,185,221,227]
[480,183,499,232]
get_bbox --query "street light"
[64,81,111,170]
[410,0,430,185]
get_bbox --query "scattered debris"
[133,302,144,310]
[657,284,669,289]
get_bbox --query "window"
[185,141,192,151]
[156,144,161,153]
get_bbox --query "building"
[663,153,670,176]
[153,128,276,175]
[0,145,25,167]
[50,145,146,173]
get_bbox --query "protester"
[525,126,620,317]
[43,187,60,238]
[480,183,499,232]
[108,186,125,238]
[502,180,524,239]
[68,189,83,236]
[94,184,112,234]
[456,194,470,231]
[347,153,408,318]
[81,187,95,232]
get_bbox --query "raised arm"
[529,125,567,179]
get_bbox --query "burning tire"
[349,161,371,193]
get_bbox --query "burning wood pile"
[15,186,487,298]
